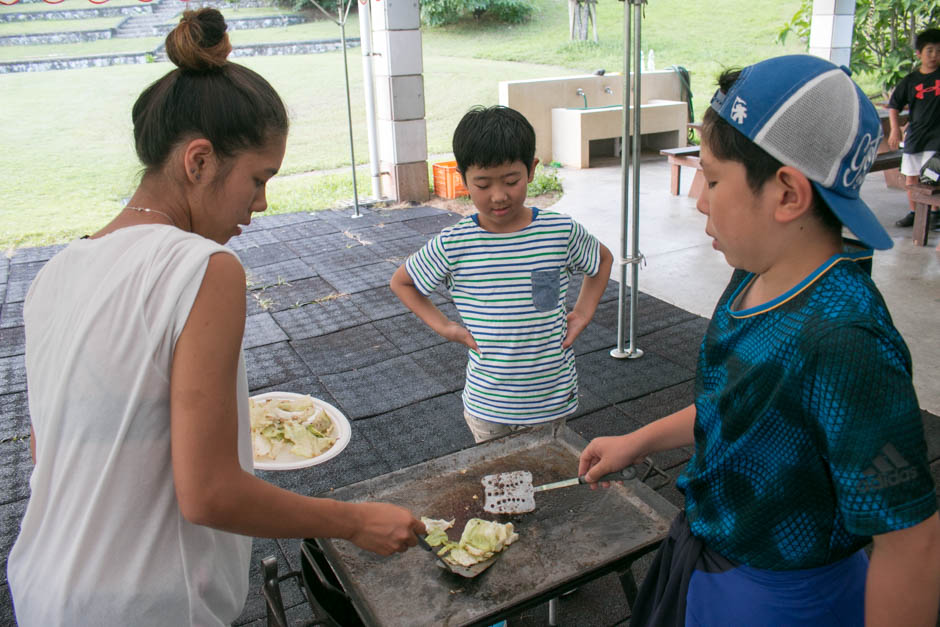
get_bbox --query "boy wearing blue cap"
[579,55,939,626]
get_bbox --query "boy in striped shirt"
[390,105,613,442]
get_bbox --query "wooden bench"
[908,183,939,247]
[660,147,903,200]
[661,146,704,197]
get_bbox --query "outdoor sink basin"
[568,104,622,110]
[551,99,688,168]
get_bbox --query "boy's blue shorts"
[685,549,868,626]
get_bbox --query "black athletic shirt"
[888,67,940,153]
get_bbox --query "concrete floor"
[552,153,940,415]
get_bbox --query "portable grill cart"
[262,424,678,626]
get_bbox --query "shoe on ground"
[896,211,940,228]
[895,212,915,227]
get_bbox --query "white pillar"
[358,0,381,199]
[370,0,429,202]
[808,0,855,68]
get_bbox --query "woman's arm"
[866,512,940,626]
[171,252,423,555]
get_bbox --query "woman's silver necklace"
[124,205,176,227]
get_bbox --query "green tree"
[778,0,940,97]
[420,0,533,27]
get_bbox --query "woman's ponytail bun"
[164,8,232,72]
[133,7,287,172]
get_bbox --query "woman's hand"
[348,503,426,555]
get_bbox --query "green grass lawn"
[227,17,359,45]
[0,16,123,35]
[2,0,834,250]
[0,52,573,248]
[422,0,807,122]
[217,6,298,19]
[0,36,162,61]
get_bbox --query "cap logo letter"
[730,96,747,124]
[843,132,879,190]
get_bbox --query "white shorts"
[900,150,937,177]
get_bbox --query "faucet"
[576,88,587,108]
[604,86,613,95]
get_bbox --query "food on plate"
[249,395,337,460]
[421,517,518,568]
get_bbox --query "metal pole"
[610,0,644,360]
[358,0,382,200]
[307,0,362,215]
[610,0,630,358]
[339,0,361,217]
[628,0,644,357]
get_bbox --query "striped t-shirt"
[405,208,602,424]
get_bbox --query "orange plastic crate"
[432,161,468,199]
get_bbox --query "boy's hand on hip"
[443,321,480,353]
[562,310,591,348]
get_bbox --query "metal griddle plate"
[315,424,677,627]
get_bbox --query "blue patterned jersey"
[677,251,936,570]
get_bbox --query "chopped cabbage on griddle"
[421,517,455,548]
[421,517,518,567]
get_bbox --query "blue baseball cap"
[710,54,892,250]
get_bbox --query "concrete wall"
[550,100,688,168]
[498,70,688,165]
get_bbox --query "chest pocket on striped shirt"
[531,269,560,311]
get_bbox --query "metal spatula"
[482,467,636,514]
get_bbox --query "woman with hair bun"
[7,9,424,626]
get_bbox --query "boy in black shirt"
[888,27,940,228]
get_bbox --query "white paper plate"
[250,392,351,471]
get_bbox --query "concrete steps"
[113,0,183,39]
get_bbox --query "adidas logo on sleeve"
[856,443,918,493]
